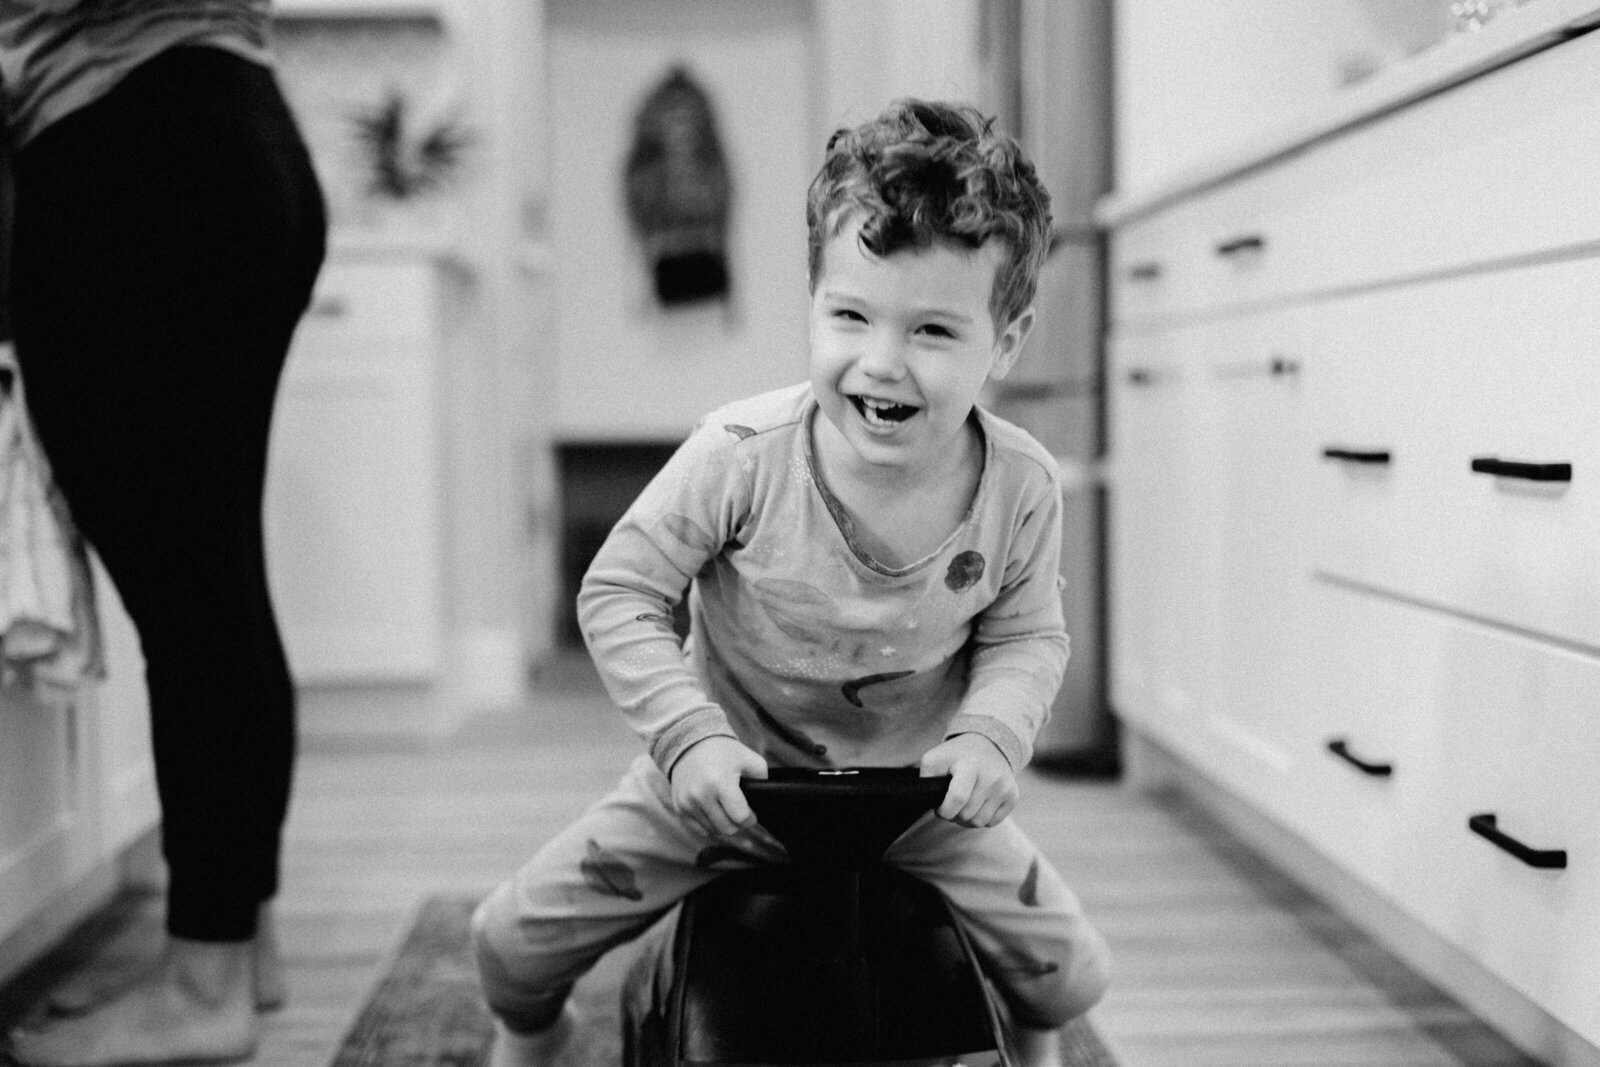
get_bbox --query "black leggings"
[10,46,327,941]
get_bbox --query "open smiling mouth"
[852,395,919,427]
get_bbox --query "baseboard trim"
[0,860,124,993]
[1124,728,1600,1067]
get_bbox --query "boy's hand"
[920,734,1018,828]
[669,736,769,838]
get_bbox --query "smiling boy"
[471,99,1111,1067]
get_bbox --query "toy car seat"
[620,767,1017,1067]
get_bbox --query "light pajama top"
[578,381,1071,774]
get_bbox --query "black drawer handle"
[1327,738,1393,777]
[1128,261,1163,281]
[1213,356,1300,381]
[1470,457,1571,482]
[1215,234,1266,257]
[1468,813,1567,870]
[1322,447,1391,465]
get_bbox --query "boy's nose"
[859,336,908,380]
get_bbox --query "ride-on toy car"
[620,766,1019,1066]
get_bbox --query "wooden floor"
[3,653,1535,1067]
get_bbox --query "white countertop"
[1095,0,1600,228]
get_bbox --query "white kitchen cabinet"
[0,559,159,984]
[1104,5,1600,1059]
[1109,308,1311,819]
[1297,582,1444,900]
[1110,18,1600,326]
[1429,637,1600,1045]
[0,689,94,947]
[1298,579,1600,1045]
[1202,308,1308,811]
[265,250,446,684]
[1303,257,1600,651]
[1106,326,1217,761]
[81,564,158,862]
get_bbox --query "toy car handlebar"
[742,765,951,799]
[739,768,954,867]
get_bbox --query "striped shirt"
[0,0,272,147]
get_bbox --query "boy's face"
[809,219,1033,480]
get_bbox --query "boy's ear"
[988,306,1036,382]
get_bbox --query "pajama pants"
[472,755,1111,1032]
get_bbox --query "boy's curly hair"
[806,99,1052,330]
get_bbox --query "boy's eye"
[917,323,956,339]
[833,309,866,323]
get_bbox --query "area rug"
[328,894,1119,1067]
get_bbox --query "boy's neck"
[810,412,984,569]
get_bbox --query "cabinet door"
[0,690,94,939]
[0,568,158,954]
[1111,308,1311,809]
[265,260,444,683]
[86,562,158,858]
[1106,325,1219,762]
[1202,309,1310,811]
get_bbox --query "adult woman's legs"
[7,46,325,1066]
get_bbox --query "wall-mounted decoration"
[350,89,473,204]
[624,66,732,306]
[273,16,460,230]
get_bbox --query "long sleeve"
[577,420,751,772]
[944,457,1070,768]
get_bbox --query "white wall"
[812,0,987,135]
[547,0,814,441]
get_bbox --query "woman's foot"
[8,938,257,1067]
[248,905,287,1012]
[485,1005,578,1067]
[48,905,284,1017]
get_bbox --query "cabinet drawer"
[1299,583,1600,1046]
[1106,326,1220,752]
[1429,635,1600,1049]
[1110,27,1600,327]
[1109,181,1281,327]
[1304,255,1600,650]
[1267,25,1600,302]
[294,259,438,354]
[1295,583,1443,892]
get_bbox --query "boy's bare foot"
[485,1005,577,1067]
[1014,1024,1064,1067]
[7,938,257,1067]
[48,904,284,1017]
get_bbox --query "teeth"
[858,396,915,426]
